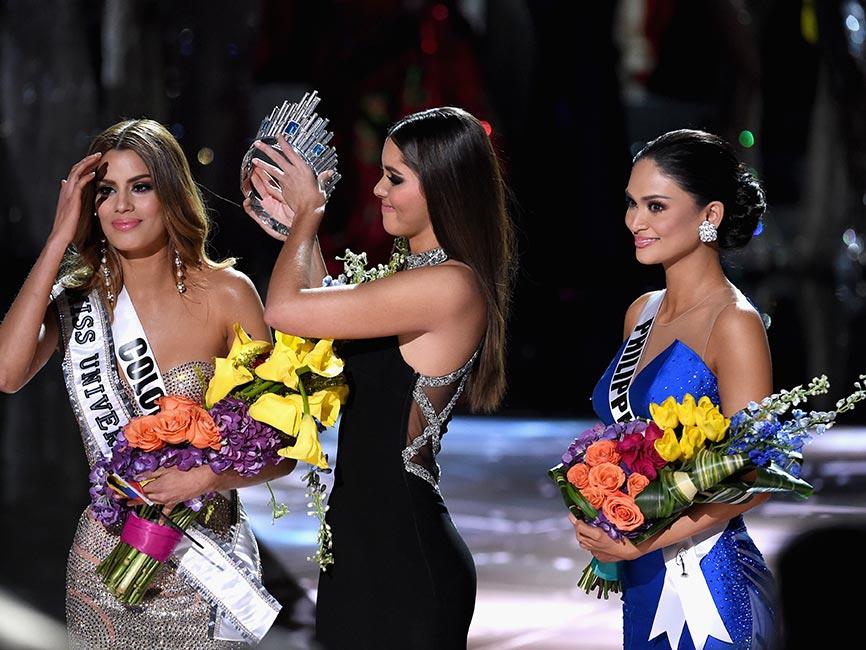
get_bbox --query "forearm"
[209,458,297,492]
[637,494,770,555]
[0,237,67,390]
[264,208,324,326]
[309,235,328,288]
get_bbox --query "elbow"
[263,302,299,334]
[0,371,22,394]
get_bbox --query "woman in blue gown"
[571,129,777,649]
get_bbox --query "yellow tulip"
[278,414,327,468]
[650,396,680,430]
[695,397,730,442]
[304,338,344,377]
[654,427,682,462]
[678,424,707,461]
[676,394,698,426]
[248,393,305,436]
[307,385,349,427]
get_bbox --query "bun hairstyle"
[633,129,766,249]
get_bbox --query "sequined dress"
[590,289,776,649]
[314,335,478,649]
[66,361,253,649]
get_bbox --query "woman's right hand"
[48,152,102,247]
[242,166,295,241]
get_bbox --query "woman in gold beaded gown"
[0,119,294,648]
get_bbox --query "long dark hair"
[65,119,231,300]
[633,129,766,249]
[388,107,516,412]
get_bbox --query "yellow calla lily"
[307,385,350,427]
[277,414,327,468]
[205,323,272,408]
[695,397,730,442]
[678,424,707,461]
[206,358,254,408]
[649,396,680,430]
[227,322,272,361]
[248,393,305,436]
[654,427,683,462]
[304,338,344,377]
[676,393,698,426]
[255,333,311,389]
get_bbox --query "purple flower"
[207,397,285,477]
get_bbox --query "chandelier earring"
[174,250,187,294]
[100,238,115,306]
[698,219,718,244]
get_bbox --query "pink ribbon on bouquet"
[120,512,183,562]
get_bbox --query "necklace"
[403,247,448,270]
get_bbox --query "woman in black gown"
[245,107,516,648]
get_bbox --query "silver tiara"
[240,90,342,236]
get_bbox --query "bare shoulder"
[623,290,658,339]
[413,260,483,310]
[201,266,262,305]
[711,290,767,347]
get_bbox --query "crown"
[241,90,341,236]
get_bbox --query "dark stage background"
[1,0,865,641]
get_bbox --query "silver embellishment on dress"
[403,247,448,270]
[402,349,480,490]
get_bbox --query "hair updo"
[633,129,766,249]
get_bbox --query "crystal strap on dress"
[402,348,480,491]
[404,247,448,270]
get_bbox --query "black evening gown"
[315,336,477,649]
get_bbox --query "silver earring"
[698,219,718,243]
[174,250,186,294]
[100,238,115,306]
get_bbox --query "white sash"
[112,287,166,414]
[55,286,280,643]
[608,291,664,422]
[649,524,733,649]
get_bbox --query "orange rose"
[588,462,626,493]
[188,410,222,450]
[584,440,621,467]
[602,494,645,532]
[579,486,607,509]
[627,472,650,497]
[152,409,193,445]
[156,395,200,412]
[123,414,165,452]
[566,463,590,489]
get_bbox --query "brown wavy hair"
[64,119,232,301]
[388,107,516,412]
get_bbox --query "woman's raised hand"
[251,134,332,224]
[242,165,295,241]
[49,152,102,247]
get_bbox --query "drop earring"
[698,219,718,243]
[100,238,115,306]
[174,250,186,294]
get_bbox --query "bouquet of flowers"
[549,374,866,598]
[205,323,348,569]
[89,324,348,604]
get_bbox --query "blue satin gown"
[591,339,777,649]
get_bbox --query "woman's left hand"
[141,466,218,515]
[569,513,643,562]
